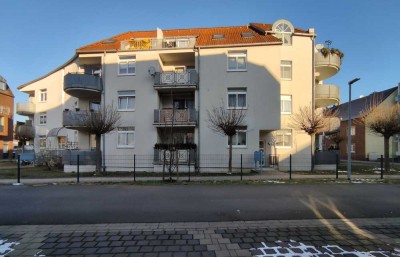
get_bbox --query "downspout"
[311,29,316,170]
[102,51,106,172]
[195,46,201,172]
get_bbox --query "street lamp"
[347,78,360,181]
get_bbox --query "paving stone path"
[0,218,399,257]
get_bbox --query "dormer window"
[272,19,294,45]
[212,34,224,39]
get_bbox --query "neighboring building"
[0,75,14,159]
[334,86,399,161]
[17,19,342,171]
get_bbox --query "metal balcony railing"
[64,73,103,98]
[154,70,198,87]
[154,109,197,125]
[121,37,196,51]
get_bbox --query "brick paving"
[0,218,399,257]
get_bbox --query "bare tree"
[325,132,343,150]
[360,103,400,173]
[207,103,246,174]
[79,105,121,174]
[289,105,337,171]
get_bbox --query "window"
[275,129,292,148]
[281,61,292,80]
[118,91,135,111]
[117,127,135,148]
[273,20,294,45]
[118,55,136,75]
[281,95,292,114]
[40,89,47,102]
[228,88,247,109]
[229,128,247,147]
[351,126,355,136]
[39,136,46,148]
[351,144,356,153]
[0,117,4,133]
[227,51,247,71]
[39,112,47,125]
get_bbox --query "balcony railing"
[153,148,196,164]
[0,105,10,115]
[121,37,196,51]
[315,84,340,108]
[154,109,197,126]
[315,52,342,81]
[154,70,198,89]
[63,110,91,128]
[64,73,103,98]
[16,102,35,116]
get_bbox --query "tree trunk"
[228,135,233,174]
[95,134,102,174]
[310,134,315,172]
[384,136,390,173]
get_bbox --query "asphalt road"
[0,184,399,225]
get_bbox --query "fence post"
[289,154,292,180]
[17,154,21,184]
[241,154,243,181]
[134,154,136,182]
[77,154,80,183]
[380,154,383,179]
[188,153,191,182]
[336,153,339,179]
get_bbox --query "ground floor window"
[39,136,47,148]
[228,127,247,147]
[275,129,292,148]
[117,127,135,148]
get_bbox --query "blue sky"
[1,0,399,122]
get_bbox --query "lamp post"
[347,78,360,181]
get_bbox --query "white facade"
[17,20,342,172]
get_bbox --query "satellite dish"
[148,66,156,76]
[316,44,324,50]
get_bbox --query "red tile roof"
[77,23,310,53]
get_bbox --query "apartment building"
[0,75,14,159]
[17,19,342,171]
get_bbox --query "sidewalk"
[1,218,399,256]
[1,170,399,185]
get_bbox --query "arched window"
[272,20,294,45]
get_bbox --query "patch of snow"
[251,239,399,257]
[0,239,19,257]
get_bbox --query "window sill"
[227,107,247,110]
[281,78,292,81]
[118,74,136,76]
[227,69,247,72]
[118,109,135,112]
[226,145,247,149]
[281,112,292,115]
[117,146,135,149]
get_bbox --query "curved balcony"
[15,122,35,139]
[315,52,342,81]
[16,102,35,116]
[64,73,102,99]
[315,84,340,108]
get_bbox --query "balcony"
[15,121,35,139]
[315,52,342,81]
[121,37,196,51]
[154,70,198,91]
[315,84,340,108]
[64,73,103,99]
[63,110,91,130]
[16,102,35,116]
[154,109,197,127]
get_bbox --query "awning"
[47,127,68,137]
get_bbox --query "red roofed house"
[16,19,342,172]
[0,75,14,159]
